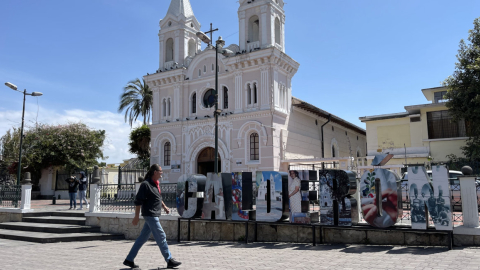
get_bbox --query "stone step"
[0,222,100,234]
[23,211,85,218]
[0,229,124,243]
[22,216,86,225]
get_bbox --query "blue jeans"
[126,216,172,263]
[69,192,77,208]
[78,190,88,208]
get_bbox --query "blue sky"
[1,0,479,164]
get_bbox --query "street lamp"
[4,82,43,185]
[196,25,233,174]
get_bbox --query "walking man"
[123,164,181,269]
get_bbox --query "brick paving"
[1,239,480,270]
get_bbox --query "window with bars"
[427,110,467,139]
[223,87,228,109]
[164,142,171,166]
[250,133,259,161]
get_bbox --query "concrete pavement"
[1,239,480,270]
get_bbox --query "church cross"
[204,23,218,45]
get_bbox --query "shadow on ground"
[163,241,450,255]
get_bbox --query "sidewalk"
[30,199,91,212]
[0,239,479,270]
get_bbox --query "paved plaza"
[1,238,480,270]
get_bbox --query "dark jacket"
[134,178,163,217]
[78,177,88,191]
[65,178,79,193]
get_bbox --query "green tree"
[0,122,106,185]
[118,78,153,127]
[444,17,480,160]
[128,125,150,168]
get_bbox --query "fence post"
[459,171,479,228]
[89,166,101,213]
[20,172,32,210]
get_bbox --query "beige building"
[145,0,366,182]
[359,86,469,169]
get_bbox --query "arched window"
[167,98,171,116]
[357,151,361,158]
[247,84,252,105]
[248,16,260,42]
[250,133,259,161]
[162,99,167,117]
[164,142,171,166]
[212,64,215,71]
[253,83,257,104]
[223,86,228,109]
[204,65,207,73]
[332,145,336,158]
[275,17,281,44]
[166,38,174,62]
[192,93,196,114]
[198,69,201,77]
[188,39,196,57]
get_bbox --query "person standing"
[77,171,89,210]
[65,176,79,210]
[123,164,181,269]
[288,170,302,214]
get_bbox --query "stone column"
[89,184,99,213]
[234,71,243,113]
[20,172,32,210]
[174,30,180,63]
[459,175,479,227]
[261,5,268,48]
[20,186,32,210]
[239,11,246,51]
[159,34,165,70]
[89,166,101,212]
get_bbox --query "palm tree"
[118,78,153,127]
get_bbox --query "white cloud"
[0,105,140,164]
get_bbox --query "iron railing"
[161,183,178,216]
[98,184,136,212]
[0,185,21,208]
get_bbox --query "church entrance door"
[197,147,221,176]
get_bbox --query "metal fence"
[0,185,21,208]
[96,183,179,216]
[160,183,178,216]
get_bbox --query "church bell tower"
[158,0,201,71]
[238,0,285,53]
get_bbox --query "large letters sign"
[319,170,357,226]
[408,165,452,230]
[202,173,226,220]
[176,174,206,218]
[360,169,401,228]
[174,167,454,231]
[231,172,254,221]
[255,171,288,222]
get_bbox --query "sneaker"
[167,258,182,268]
[68,207,72,210]
[87,203,90,208]
[123,259,139,269]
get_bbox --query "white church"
[145,0,367,182]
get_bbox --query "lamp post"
[196,25,233,174]
[4,82,43,185]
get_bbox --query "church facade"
[145,0,367,183]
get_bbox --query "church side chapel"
[145,0,367,182]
